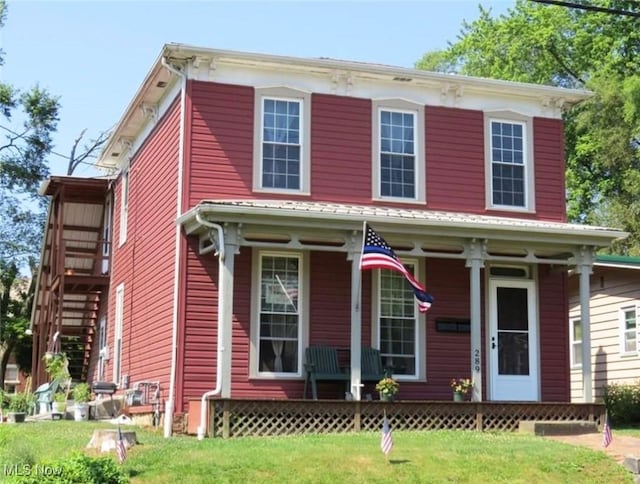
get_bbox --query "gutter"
[193,212,226,440]
[163,56,187,438]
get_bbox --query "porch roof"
[178,200,628,261]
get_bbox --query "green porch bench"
[361,346,387,382]
[303,345,350,400]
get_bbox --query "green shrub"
[4,453,129,484]
[603,381,640,424]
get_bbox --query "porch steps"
[518,420,598,436]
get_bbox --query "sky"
[0,0,515,177]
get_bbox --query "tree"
[416,0,640,255]
[0,0,60,387]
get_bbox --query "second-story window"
[485,112,534,211]
[118,169,129,247]
[253,87,311,194]
[380,109,416,198]
[372,100,425,203]
[262,98,301,190]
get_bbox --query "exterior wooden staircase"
[31,177,111,386]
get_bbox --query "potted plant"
[7,392,34,423]
[375,375,399,401]
[52,391,67,414]
[450,378,473,401]
[43,352,71,412]
[72,382,91,421]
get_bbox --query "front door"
[489,279,539,401]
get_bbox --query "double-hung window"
[373,259,424,379]
[570,318,582,367]
[372,100,425,203]
[118,169,129,246]
[114,283,125,386]
[253,87,310,194]
[621,306,638,355]
[254,252,305,376]
[485,112,534,211]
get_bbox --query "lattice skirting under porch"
[207,399,605,438]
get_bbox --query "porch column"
[348,231,364,401]
[466,239,486,402]
[576,246,595,403]
[220,224,238,399]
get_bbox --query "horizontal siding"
[310,94,371,203]
[109,97,180,397]
[418,258,474,400]
[187,80,254,207]
[183,81,565,222]
[533,118,565,221]
[569,266,640,400]
[426,107,485,212]
[538,266,569,401]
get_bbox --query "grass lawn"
[0,421,632,483]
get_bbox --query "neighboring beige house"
[569,255,640,401]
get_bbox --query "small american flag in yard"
[602,413,613,448]
[381,415,393,456]
[116,426,127,464]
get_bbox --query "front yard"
[0,421,632,483]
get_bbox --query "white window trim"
[114,283,125,386]
[484,110,535,213]
[102,194,112,274]
[569,317,582,369]
[5,364,19,384]
[372,99,425,204]
[98,316,108,381]
[619,305,638,357]
[118,170,129,247]
[249,249,309,379]
[253,86,311,195]
[371,257,426,381]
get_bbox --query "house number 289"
[474,349,481,372]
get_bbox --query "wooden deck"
[202,399,606,438]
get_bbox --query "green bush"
[603,381,640,424]
[4,453,129,484]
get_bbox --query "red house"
[30,44,626,435]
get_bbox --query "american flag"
[381,414,393,456]
[360,223,434,312]
[116,426,127,464]
[602,413,613,448]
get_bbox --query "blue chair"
[33,378,61,414]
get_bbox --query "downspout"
[162,56,187,438]
[194,212,226,440]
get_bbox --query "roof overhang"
[177,200,628,263]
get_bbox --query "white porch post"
[349,231,363,401]
[220,224,238,398]
[576,246,595,403]
[466,239,485,402]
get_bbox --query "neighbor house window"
[374,259,424,379]
[5,364,19,384]
[570,318,582,367]
[485,112,534,211]
[114,283,125,386]
[253,87,311,194]
[118,169,129,246]
[372,100,425,203]
[256,253,303,375]
[621,306,638,354]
